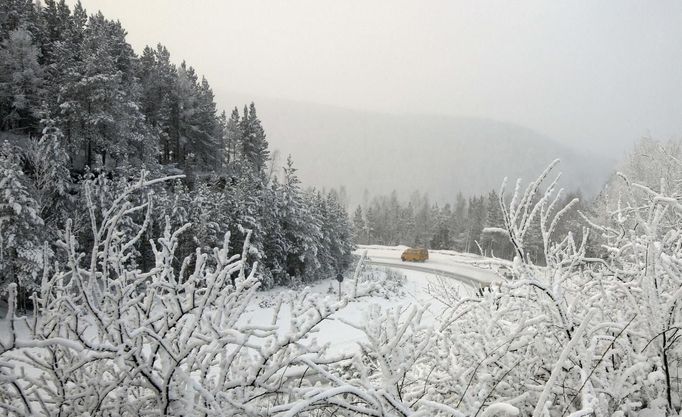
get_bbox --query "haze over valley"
[218,93,615,203]
[61,0,682,202]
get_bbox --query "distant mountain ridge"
[216,92,614,204]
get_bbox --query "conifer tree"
[0,27,43,130]
[280,156,319,282]
[240,102,269,175]
[23,118,71,223]
[0,141,45,297]
[59,12,156,169]
[259,178,285,286]
[224,107,241,167]
[352,205,366,245]
[139,44,177,165]
[0,0,359,291]
[480,189,507,257]
[324,190,353,272]
[430,203,453,249]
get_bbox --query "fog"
[69,1,682,154]
[65,0,682,201]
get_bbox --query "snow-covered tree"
[174,63,222,171]
[223,106,241,167]
[139,43,177,163]
[0,26,43,130]
[351,205,367,244]
[22,119,71,222]
[480,189,509,257]
[0,0,356,291]
[57,12,156,169]
[279,156,320,282]
[240,102,270,175]
[0,141,45,297]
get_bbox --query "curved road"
[366,259,494,288]
[357,245,503,291]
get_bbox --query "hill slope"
[217,93,614,203]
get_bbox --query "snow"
[356,244,506,286]
[0,261,480,415]
[239,266,464,354]
[230,246,501,355]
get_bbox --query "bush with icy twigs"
[0,174,467,416]
[3,159,681,416]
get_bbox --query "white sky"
[69,0,682,155]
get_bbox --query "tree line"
[0,0,353,303]
[352,187,589,263]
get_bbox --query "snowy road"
[356,245,502,289]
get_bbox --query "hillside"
[217,93,614,203]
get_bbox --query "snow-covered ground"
[238,248,505,354]
[239,268,451,355]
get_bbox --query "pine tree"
[465,196,486,253]
[451,192,467,250]
[42,1,86,128]
[400,202,416,245]
[0,27,43,130]
[323,190,353,272]
[59,12,156,169]
[230,169,265,278]
[23,118,71,223]
[430,203,453,249]
[280,156,319,282]
[139,44,177,165]
[480,189,508,257]
[351,205,366,244]
[39,0,74,61]
[413,192,431,247]
[240,102,269,175]
[217,109,227,170]
[172,63,221,171]
[193,76,222,170]
[224,107,241,168]
[259,178,285,287]
[0,141,45,297]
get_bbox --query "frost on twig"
[0,175,363,416]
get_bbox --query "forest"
[351,187,589,263]
[0,0,354,305]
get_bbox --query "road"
[366,260,493,288]
[356,245,502,289]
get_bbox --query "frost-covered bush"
[333,159,682,416]
[2,158,681,416]
[359,266,407,299]
[400,160,682,415]
[0,174,329,416]
[0,174,454,416]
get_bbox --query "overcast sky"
[70,0,682,155]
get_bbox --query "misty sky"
[70,0,682,155]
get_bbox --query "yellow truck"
[401,248,429,262]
